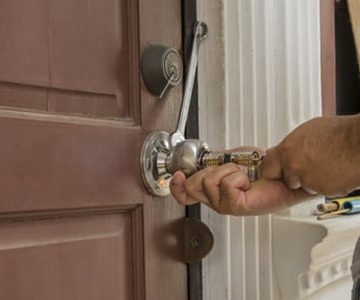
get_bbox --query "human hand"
[170,147,310,215]
[260,115,360,197]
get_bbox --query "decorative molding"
[299,256,352,298]
[197,1,230,300]
[0,205,139,220]
[273,215,360,299]
[0,107,136,127]
[196,0,350,300]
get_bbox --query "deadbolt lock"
[141,44,183,98]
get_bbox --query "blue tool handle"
[342,200,360,214]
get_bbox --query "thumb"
[260,147,282,179]
[170,171,198,206]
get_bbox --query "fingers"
[170,171,200,206]
[217,171,251,212]
[301,185,318,195]
[170,168,216,207]
[235,179,311,215]
[170,164,251,214]
[202,164,245,200]
[260,147,282,179]
[201,164,249,210]
[170,168,314,216]
[283,170,301,189]
[261,147,319,194]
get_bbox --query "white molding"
[299,256,352,298]
[196,0,355,300]
[273,215,360,299]
[197,1,231,300]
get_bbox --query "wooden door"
[0,0,187,299]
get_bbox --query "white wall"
[197,0,358,299]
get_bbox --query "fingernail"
[172,172,182,184]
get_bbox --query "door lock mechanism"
[140,21,262,196]
[141,44,183,98]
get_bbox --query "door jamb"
[182,0,202,299]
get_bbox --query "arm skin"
[170,115,360,216]
[261,114,360,197]
[170,164,312,215]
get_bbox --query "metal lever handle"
[170,22,208,146]
[177,21,207,135]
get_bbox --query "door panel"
[0,0,186,299]
[0,0,135,119]
[0,116,142,212]
[0,213,134,300]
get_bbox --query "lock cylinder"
[200,151,263,181]
[166,145,263,180]
[201,151,262,168]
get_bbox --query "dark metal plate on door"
[141,44,183,98]
[184,217,214,264]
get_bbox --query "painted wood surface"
[320,0,336,116]
[0,0,187,299]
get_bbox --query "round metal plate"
[140,131,172,197]
[184,218,214,264]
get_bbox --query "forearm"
[336,114,360,191]
[262,114,360,196]
[342,114,360,159]
[302,114,360,195]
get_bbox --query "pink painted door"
[0,0,187,299]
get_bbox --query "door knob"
[140,22,263,196]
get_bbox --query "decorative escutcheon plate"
[140,131,172,197]
[184,218,214,264]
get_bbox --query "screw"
[154,183,161,191]
[191,235,202,248]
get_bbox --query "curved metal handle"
[170,22,208,147]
